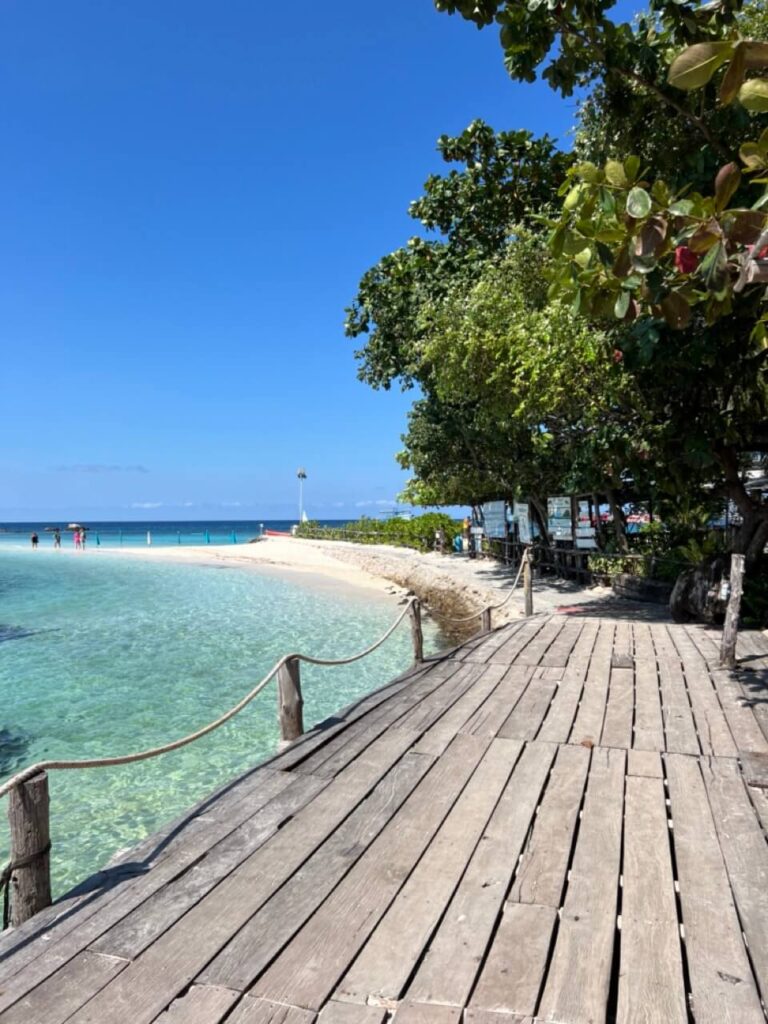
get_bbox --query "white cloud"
[55,464,149,474]
[131,501,163,509]
[355,499,396,508]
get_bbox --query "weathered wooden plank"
[0,766,298,982]
[540,617,584,668]
[626,749,662,778]
[464,1013,533,1024]
[63,727,423,1024]
[462,621,528,664]
[0,951,127,1024]
[537,747,625,1024]
[570,622,614,747]
[152,984,240,1023]
[392,663,488,735]
[740,751,768,788]
[292,661,461,778]
[0,772,329,1013]
[199,752,434,990]
[106,752,432,968]
[617,776,687,1024]
[600,666,634,749]
[270,661,431,772]
[509,743,590,908]
[536,620,599,745]
[513,617,567,667]
[334,738,522,1006]
[701,756,768,1002]
[224,997,316,1023]
[665,754,764,1023]
[251,733,491,1012]
[392,1004,461,1023]
[497,677,557,741]
[686,627,768,754]
[90,777,329,961]
[412,663,508,757]
[470,902,556,1016]
[653,627,699,756]
[746,780,768,833]
[631,624,665,752]
[405,742,558,1008]
[460,666,533,739]
[665,625,737,757]
[316,1002,387,1023]
[565,616,600,668]
[487,618,550,667]
[535,665,585,744]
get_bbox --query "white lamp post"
[297,467,307,523]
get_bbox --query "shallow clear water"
[0,549,440,896]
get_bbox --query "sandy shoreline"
[99,536,568,627]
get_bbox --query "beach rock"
[670,557,728,623]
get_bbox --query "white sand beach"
[104,535,652,625]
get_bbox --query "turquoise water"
[0,549,440,896]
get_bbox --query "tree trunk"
[529,496,550,553]
[606,488,629,553]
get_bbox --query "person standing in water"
[53,528,61,549]
[74,529,81,550]
[30,532,39,549]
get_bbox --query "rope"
[433,554,527,624]
[0,598,417,800]
[1,841,51,930]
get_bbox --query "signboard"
[574,498,597,549]
[513,501,532,545]
[547,496,573,541]
[482,500,507,539]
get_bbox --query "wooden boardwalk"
[2,615,768,1023]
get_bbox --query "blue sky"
[0,1,582,521]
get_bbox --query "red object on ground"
[264,529,292,537]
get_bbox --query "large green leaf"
[626,187,652,219]
[668,42,733,91]
[720,43,746,106]
[739,78,768,112]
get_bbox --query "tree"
[346,120,570,391]
[435,0,768,559]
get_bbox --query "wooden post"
[409,600,424,664]
[720,554,746,669]
[7,771,51,926]
[524,547,534,618]
[277,657,304,744]
[481,607,492,633]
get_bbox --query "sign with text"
[482,500,508,539]
[547,496,573,541]
[514,501,532,544]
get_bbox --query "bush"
[295,513,462,553]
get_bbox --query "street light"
[297,467,307,523]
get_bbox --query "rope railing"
[0,598,418,803]
[435,554,527,625]
[0,549,537,929]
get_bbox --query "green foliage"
[296,513,462,552]
[433,0,768,561]
[345,120,570,391]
